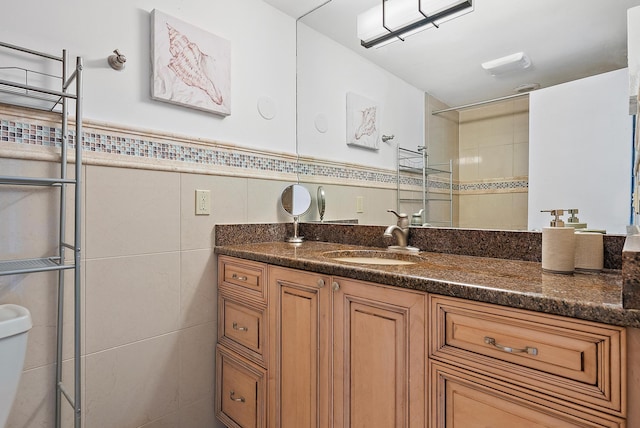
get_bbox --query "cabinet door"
[268,266,331,428]
[333,277,426,428]
[430,361,623,428]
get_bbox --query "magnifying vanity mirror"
[317,186,326,222]
[280,184,312,242]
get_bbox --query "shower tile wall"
[425,94,460,227]
[458,98,530,230]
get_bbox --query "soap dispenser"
[540,209,575,274]
[541,209,565,227]
[565,209,587,229]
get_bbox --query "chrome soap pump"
[540,209,565,227]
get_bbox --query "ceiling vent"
[514,83,540,93]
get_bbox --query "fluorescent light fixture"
[481,52,532,76]
[357,0,474,49]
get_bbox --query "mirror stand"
[288,216,304,243]
[280,184,312,243]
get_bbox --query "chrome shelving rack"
[0,42,82,428]
[397,146,453,226]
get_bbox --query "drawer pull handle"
[484,336,538,356]
[232,273,248,281]
[229,390,246,403]
[232,322,248,332]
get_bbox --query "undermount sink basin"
[322,250,424,266]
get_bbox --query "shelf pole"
[449,159,453,227]
[423,148,427,220]
[54,49,67,428]
[73,55,83,428]
[396,145,400,212]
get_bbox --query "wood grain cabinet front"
[218,294,267,366]
[333,277,426,428]
[430,361,624,428]
[216,256,269,428]
[216,345,267,428]
[266,266,426,428]
[215,256,635,428]
[219,255,268,304]
[430,295,626,418]
[268,266,331,428]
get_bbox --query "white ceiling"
[266,0,640,107]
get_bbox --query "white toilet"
[0,304,32,428]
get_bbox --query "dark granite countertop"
[215,241,640,328]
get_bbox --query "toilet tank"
[0,304,32,428]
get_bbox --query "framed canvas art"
[346,92,379,150]
[151,9,231,116]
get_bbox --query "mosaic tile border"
[0,114,528,193]
[459,179,529,192]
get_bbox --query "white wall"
[297,23,424,170]
[628,6,640,108]
[0,0,297,154]
[528,69,632,234]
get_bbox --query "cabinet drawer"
[218,294,266,366]
[430,361,624,428]
[219,256,267,303]
[216,345,266,428]
[430,296,625,416]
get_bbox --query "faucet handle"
[387,209,409,228]
[387,209,408,219]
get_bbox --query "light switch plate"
[195,189,211,215]
[356,196,364,213]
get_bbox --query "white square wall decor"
[151,9,231,116]
[346,92,379,151]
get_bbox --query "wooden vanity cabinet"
[267,266,426,428]
[216,255,634,428]
[216,256,269,428]
[429,295,626,428]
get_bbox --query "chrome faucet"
[384,209,410,247]
[384,210,419,252]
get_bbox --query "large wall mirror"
[289,0,639,234]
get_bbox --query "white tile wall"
[2,95,529,428]
[458,98,530,230]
